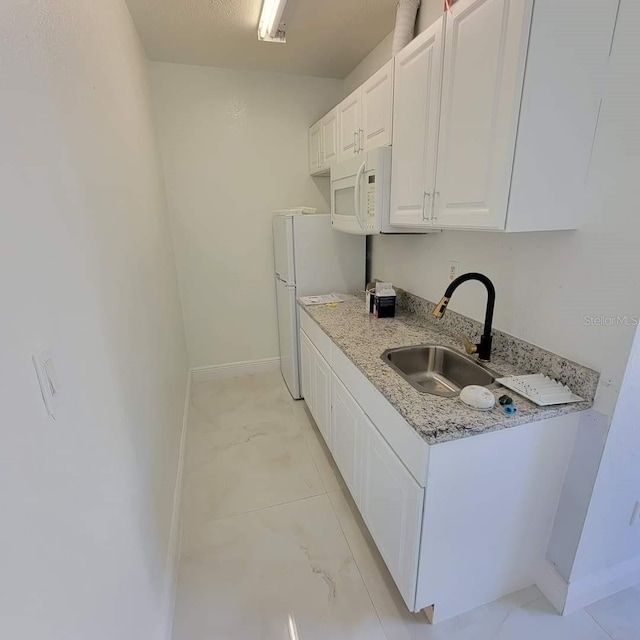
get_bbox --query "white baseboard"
[191,357,281,382]
[536,556,640,615]
[535,559,569,614]
[160,369,191,640]
[564,555,640,614]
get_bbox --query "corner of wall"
[159,369,192,640]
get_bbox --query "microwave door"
[332,175,365,234]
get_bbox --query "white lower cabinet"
[331,374,365,504]
[331,371,424,607]
[360,421,424,608]
[300,312,579,622]
[303,337,425,610]
[312,345,331,446]
[299,329,314,414]
[300,328,331,446]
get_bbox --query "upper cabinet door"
[321,108,338,169]
[433,0,533,230]
[309,120,322,175]
[337,89,362,164]
[390,16,445,227]
[361,60,394,152]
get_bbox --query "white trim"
[535,559,569,614]
[536,556,640,615]
[191,357,281,382]
[159,370,191,640]
[564,556,640,614]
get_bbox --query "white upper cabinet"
[308,119,323,176]
[335,61,395,165]
[337,89,362,164]
[429,0,615,232]
[390,16,445,227]
[321,108,338,168]
[433,0,533,230]
[361,60,394,152]
[310,0,615,231]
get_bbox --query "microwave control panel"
[366,174,376,231]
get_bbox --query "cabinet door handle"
[432,191,440,221]
[353,131,358,154]
[359,129,364,153]
[423,192,432,221]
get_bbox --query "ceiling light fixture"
[257,0,290,43]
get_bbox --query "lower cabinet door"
[311,344,331,446]
[331,374,364,504]
[360,419,424,610]
[300,330,314,414]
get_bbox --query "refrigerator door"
[273,214,295,284]
[275,275,301,399]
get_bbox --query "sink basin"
[382,345,497,397]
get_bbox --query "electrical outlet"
[448,261,460,282]
[631,501,640,526]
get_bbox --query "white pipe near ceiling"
[391,0,421,55]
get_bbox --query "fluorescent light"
[258,0,288,42]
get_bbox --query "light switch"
[33,349,59,419]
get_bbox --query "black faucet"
[432,272,496,362]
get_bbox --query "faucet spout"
[432,272,496,361]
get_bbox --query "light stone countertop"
[299,295,593,445]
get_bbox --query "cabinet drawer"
[299,309,333,363]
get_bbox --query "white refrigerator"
[273,210,365,399]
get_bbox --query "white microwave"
[331,147,394,235]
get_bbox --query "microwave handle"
[353,161,366,231]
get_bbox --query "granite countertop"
[299,295,594,445]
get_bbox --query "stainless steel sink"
[382,345,497,397]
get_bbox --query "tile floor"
[173,372,640,640]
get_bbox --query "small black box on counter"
[374,295,396,318]
[373,282,396,318]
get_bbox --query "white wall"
[150,62,343,369]
[343,0,443,96]
[562,0,640,585]
[343,31,394,96]
[572,322,640,581]
[0,1,188,639]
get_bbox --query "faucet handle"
[462,334,478,355]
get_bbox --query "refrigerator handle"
[276,273,295,288]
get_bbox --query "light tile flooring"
[173,372,640,640]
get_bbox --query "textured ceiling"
[125,0,398,78]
